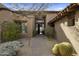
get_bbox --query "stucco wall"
[75,11,79,22]
[0,10,59,38]
[45,13,57,37]
[54,16,69,42]
[0,10,14,23]
[46,13,57,28]
[26,15,35,37]
[54,11,79,55]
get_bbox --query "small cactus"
[52,42,74,56]
[52,44,59,55]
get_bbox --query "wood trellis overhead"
[48,3,79,26]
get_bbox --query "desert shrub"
[45,26,55,38]
[52,42,74,56]
[1,21,21,42]
[33,30,37,37]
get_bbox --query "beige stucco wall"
[54,16,69,42]
[45,13,58,36]
[75,11,79,30]
[54,11,79,55]
[26,15,35,37]
[54,11,79,40]
[75,11,79,22]
[0,10,14,23]
[0,10,27,23]
[0,10,59,38]
[13,13,27,21]
[46,13,57,28]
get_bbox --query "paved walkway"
[17,35,57,56]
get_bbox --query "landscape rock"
[0,40,23,56]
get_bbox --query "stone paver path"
[17,35,57,56]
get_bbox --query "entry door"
[36,23,44,35]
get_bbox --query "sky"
[3,3,70,11]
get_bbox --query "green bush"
[1,21,21,42]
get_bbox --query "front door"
[36,23,45,35]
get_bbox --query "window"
[22,22,27,33]
[14,21,27,33]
